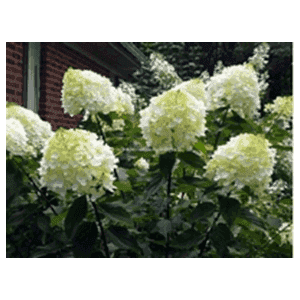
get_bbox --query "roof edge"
[120,42,147,63]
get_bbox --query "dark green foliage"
[190,202,216,222]
[218,196,241,227]
[98,202,133,226]
[64,196,87,239]
[159,151,176,178]
[72,222,98,258]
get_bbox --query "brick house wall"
[6,42,146,131]
[6,42,25,106]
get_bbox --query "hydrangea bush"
[6,43,293,258]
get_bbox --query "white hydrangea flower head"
[6,103,54,157]
[248,42,270,72]
[264,96,293,129]
[150,52,182,87]
[173,78,208,108]
[6,118,35,158]
[206,64,260,118]
[204,133,277,196]
[114,87,135,115]
[38,128,119,201]
[61,68,117,117]
[134,157,150,171]
[118,80,147,111]
[139,89,207,155]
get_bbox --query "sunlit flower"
[38,128,119,201]
[6,103,53,157]
[150,52,182,88]
[264,96,293,129]
[61,68,117,117]
[134,157,149,171]
[173,78,208,107]
[206,64,260,118]
[114,87,135,115]
[139,89,207,154]
[248,42,270,72]
[6,118,35,158]
[204,133,276,196]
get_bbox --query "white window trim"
[25,42,41,113]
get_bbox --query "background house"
[6,42,147,131]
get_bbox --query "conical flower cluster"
[139,89,207,155]
[204,133,276,196]
[61,68,121,117]
[264,96,293,129]
[6,103,54,157]
[206,64,260,118]
[38,128,119,201]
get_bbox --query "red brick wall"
[40,42,111,131]
[6,42,24,106]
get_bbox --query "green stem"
[166,171,172,258]
[214,108,229,150]
[91,200,110,258]
[95,114,126,201]
[198,212,221,257]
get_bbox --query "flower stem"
[95,114,126,201]
[91,200,110,258]
[198,212,221,257]
[166,171,172,258]
[214,108,229,150]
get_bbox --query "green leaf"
[51,210,68,227]
[236,208,265,229]
[178,151,205,169]
[145,173,166,201]
[177,177,214,189]
[159,151,176,178]
[170,229,204,249]
[271,145,293,151]
[72,221,98,258]
[37,215,51,233]
[156,219,172,239]
[266,124,290,143]
[113,181,132,192]
[280,198,292,206]
[266,216,282,229]
[210,223,234,257]
[98,203,133,226]
[32,242,61,258]
[7,204,38,227]
[218,196,241,227]
[190,202,216,222]
[106,226,139,251]
[193,141,207,155]
[177,176,203,186]
[98,112,113,127]
[64,195,87,239]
